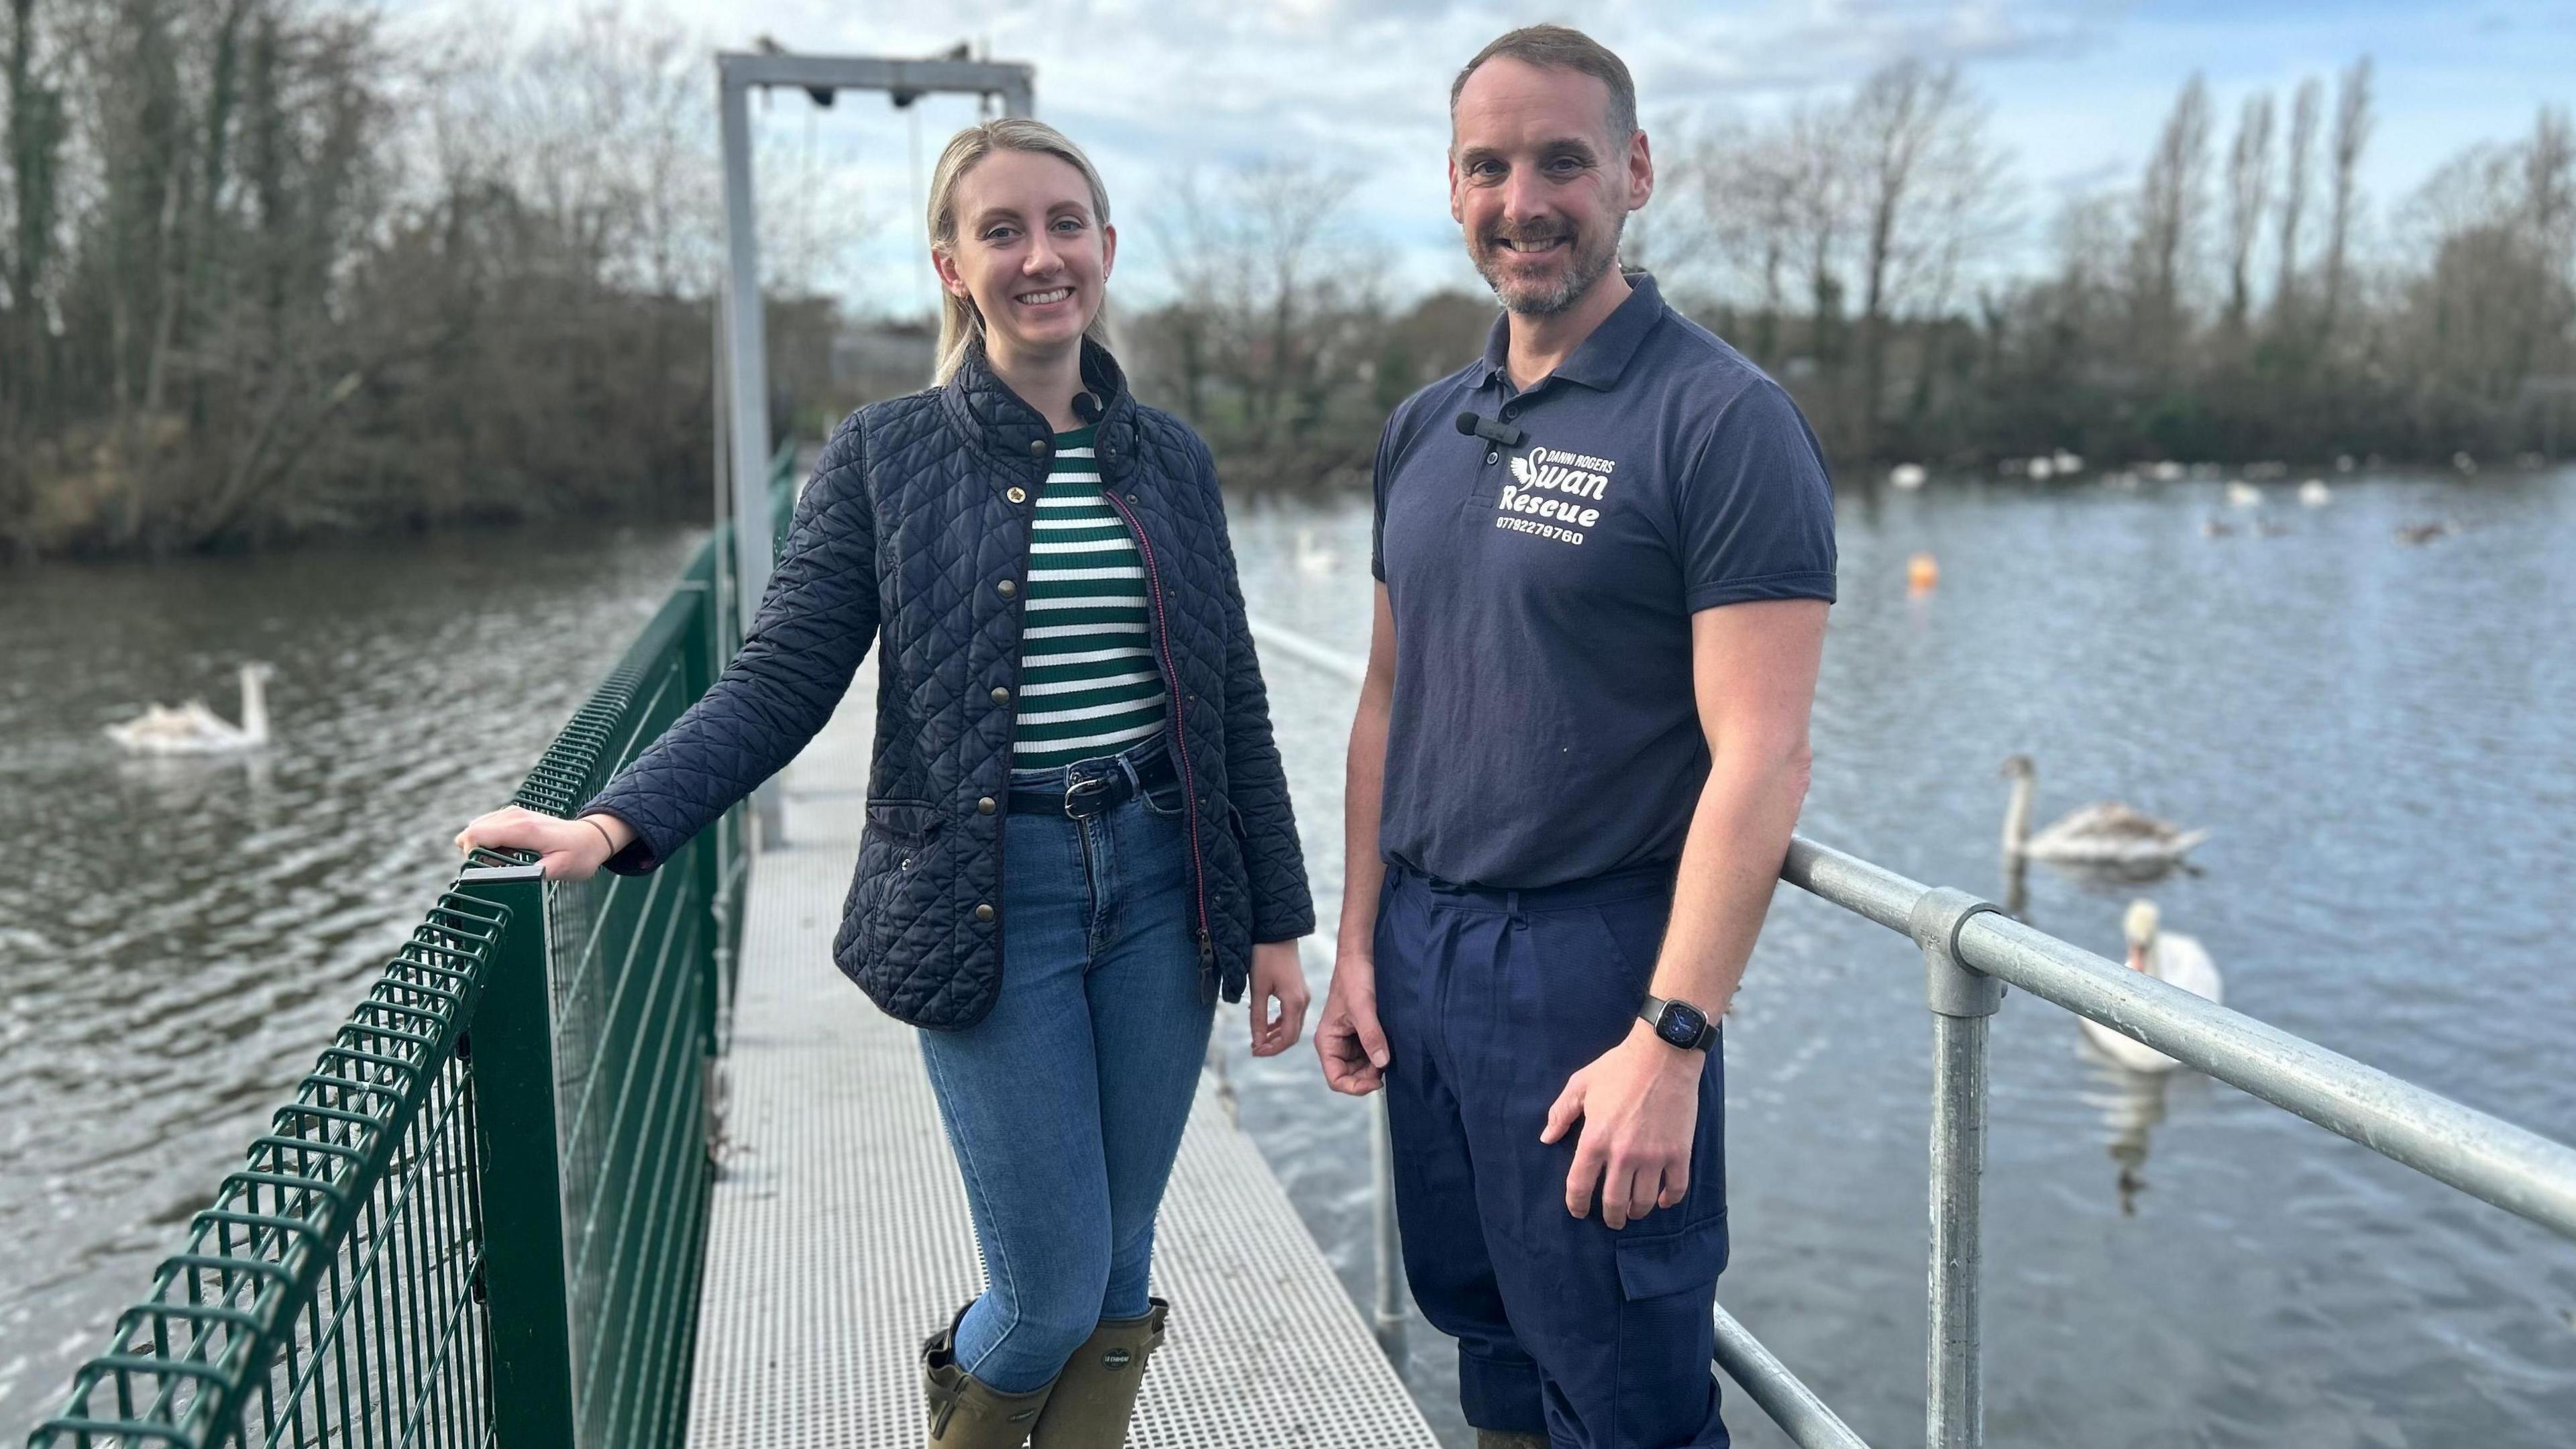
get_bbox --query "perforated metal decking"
[686,676,1438,1448]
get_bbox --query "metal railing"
[29,447,800,1449]
[1244,616,2576,1449]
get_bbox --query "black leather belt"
[1008,747,1179,819]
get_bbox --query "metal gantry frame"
[715,50,1035,845]
[1243,616,2576,1449]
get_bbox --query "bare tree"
[1784,99,1849,371]
[2273,76,2320,329]
[1846,59,2004,448]
[2223,91,2273,333]
[1694,117,1801,360]
[2323,56,2374,337]
[1138,160,1385,491]
[2131,73,2212,370]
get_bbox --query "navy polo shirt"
[1370,273,1837,889]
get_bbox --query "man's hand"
[1541,1020,1703,1228]
[1314,949,1392,1094]
[1248,941,1310,1057]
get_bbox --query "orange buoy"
[1907,551,1940,593]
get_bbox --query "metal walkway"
[684,669,1438,1448]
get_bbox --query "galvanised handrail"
[30,445,801,1449]
[1244,616,2576,1449]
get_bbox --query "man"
[1313,25,1836,1449]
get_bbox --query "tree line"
[1132,59,2575,494]
[0,2,847,559]
[3,4,2569,559]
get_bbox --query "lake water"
[5,468,2574,1446]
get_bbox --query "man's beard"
[1473,213,1624,317]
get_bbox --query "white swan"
[107,663,274,755]
[2298,478,2332,508]
[1293,526,1338,576]
[2050,449,2084,475]
[2225,480,2263,508]
[1889,462,1927,490]
[2000,755,2208,869]
[2081,900,2223,1073]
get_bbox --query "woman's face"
[934,150,1116,362]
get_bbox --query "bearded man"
[1313,25,1838,1449]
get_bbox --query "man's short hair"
[1449,25,1638,144]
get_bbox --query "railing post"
[1369,1093,1407,1354]
[1911,886,2002,1449]
[459,863,578,1449]
[673,577,728,1050]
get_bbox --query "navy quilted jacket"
[580,341,1315,1030]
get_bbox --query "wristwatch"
[1640,995,1717,1052]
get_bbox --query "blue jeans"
[918,740,1216,1393]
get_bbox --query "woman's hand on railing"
[1314,948,1390,1095]
[453,806,633,881]
[1248,941,1310,1057]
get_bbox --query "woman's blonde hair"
[927,118,1116,386]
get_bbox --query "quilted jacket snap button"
[1006,486,1027,504]
[989,686,1010,704]
[977,797,996,814]
[975,903,996,922]
[1028,438,1048,458]
[997,579,1016,598]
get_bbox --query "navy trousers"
[1376,860,1729,1449]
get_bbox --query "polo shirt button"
[1501,404,1519,419]
[1028,438,1049,458]
[997,579,1016,598]
[990,686,1011,704]
[1486,451,1499,465]
[1006,486,1027,504]
[977,796,996,814]
[975,903,995,922]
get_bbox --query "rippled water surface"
[7,470,2576,1447]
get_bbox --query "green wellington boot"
[923,1305,1057,1448]
[1026,1298,1170,1448]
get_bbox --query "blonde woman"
[456,119,1314,1447]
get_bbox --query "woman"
[455,119,1314,1448]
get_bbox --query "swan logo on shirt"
[1498,444,1617,545]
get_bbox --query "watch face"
[1656,1001,1708,1049]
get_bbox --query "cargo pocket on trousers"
[1614,1210,1729,1301]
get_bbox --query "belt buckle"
[1064,774,1112,820]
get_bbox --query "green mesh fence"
[30,449,802,1449]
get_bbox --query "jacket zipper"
[1099,488,1219,1001]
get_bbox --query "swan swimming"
[2000,755,2208,869]
[106,663,275,755]
[2080,899,2223,1073]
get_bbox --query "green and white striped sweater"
[1012,427,1169,769]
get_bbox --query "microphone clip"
[1454,411,1526,449]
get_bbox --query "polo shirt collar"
[1477,269,1666,394]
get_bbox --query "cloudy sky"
[398,0,2574,313]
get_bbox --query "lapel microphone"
[1454,411,1525,449]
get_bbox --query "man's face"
[1449,58,1653,317]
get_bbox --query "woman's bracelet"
[580,816,619,857]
